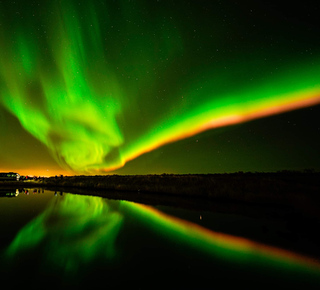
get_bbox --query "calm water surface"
[0,188,319,289]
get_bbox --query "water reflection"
[0,188,47,197]
[1,189,320,288]
[0,189,20,197]
[54,190,63,196]
[6,194,123,273]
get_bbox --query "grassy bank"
[2,171,318,206]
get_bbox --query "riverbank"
[1,171,319,206]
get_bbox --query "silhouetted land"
[4,171,320,223]
[1,171,319,205]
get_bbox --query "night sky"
[0,0,319,176]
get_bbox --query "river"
[0,188,319,289]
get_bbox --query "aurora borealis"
[0,1,319,175]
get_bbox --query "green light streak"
[0,1,319,173]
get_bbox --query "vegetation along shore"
[1,171,319,207]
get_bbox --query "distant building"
[0,172,20,181]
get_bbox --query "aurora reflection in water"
[1,189,320,288]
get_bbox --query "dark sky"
[0,0,319,176]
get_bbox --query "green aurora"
[0,1,319,175]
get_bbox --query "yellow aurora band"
[0,1,319,173]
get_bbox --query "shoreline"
[1,171,319,209]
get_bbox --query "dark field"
[2,171,319,205]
